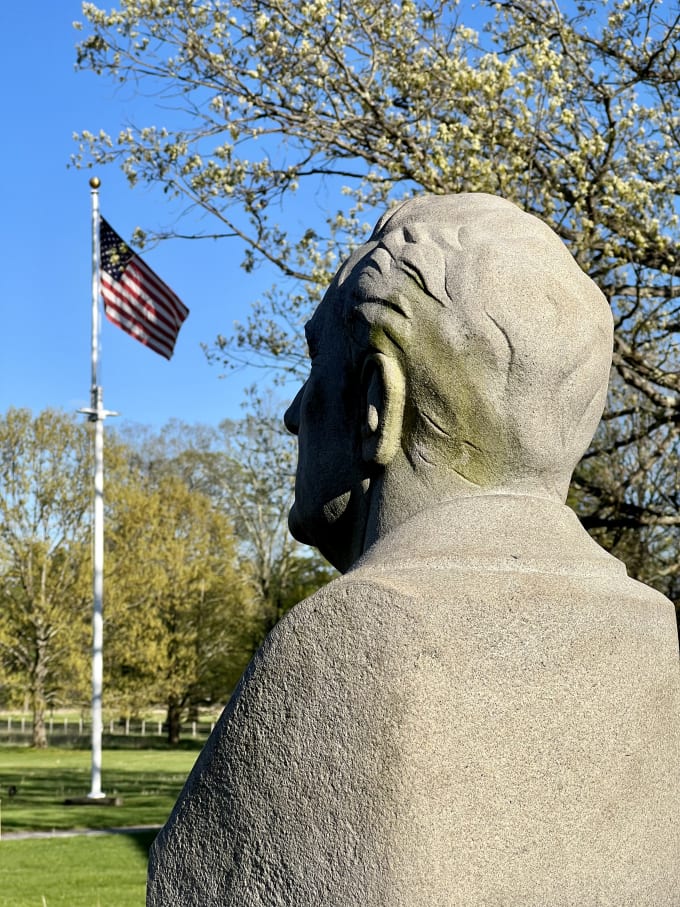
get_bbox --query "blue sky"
[0,3,296,430]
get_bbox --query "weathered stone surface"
[148,194,680,905]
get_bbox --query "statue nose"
[284,385,304,435]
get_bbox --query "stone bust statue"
[283,192,613,572]
[148,194,680,907]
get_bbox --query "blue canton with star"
[100,218,135,281]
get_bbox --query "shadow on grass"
[0,733,207,751]
[101,736,205,751]
[129,827,159,860]
[0,746,197,834]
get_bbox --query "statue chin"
[288,488,366,573]
[287,493,351,555]
[287,503,315,547]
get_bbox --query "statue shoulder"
[273,569,421,641]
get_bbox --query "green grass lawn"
[0,745,200,907]
[0,832,156,906]
[0,745,199,832]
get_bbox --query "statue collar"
[350,494,626,579]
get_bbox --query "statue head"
[284,193,613,572]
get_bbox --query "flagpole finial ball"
[89,176,101,189]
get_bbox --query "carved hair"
[334,193,613,500]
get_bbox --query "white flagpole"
[80,176,117,800]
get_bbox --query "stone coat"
[147,495,680,906]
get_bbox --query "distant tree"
[0,407,317,745]
[119,415,335,641]
[0,409,92,747]
[105,465,257,744]
[215,411,336,634]
[74,0,680,608]
[569,401,680,630]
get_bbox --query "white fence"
[0,715,216,742]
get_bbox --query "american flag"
[99,218,189,360]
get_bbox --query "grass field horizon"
[0,745,199,907]
[0,745,200,833]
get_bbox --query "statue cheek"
[287,501,315,547]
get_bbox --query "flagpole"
[80,176,116,800]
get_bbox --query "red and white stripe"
[101,255,189,360]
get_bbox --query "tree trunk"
[31,636,49,748]
[166,696,182,746]
[31,687,48,749]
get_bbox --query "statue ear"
[361,353,406,465]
